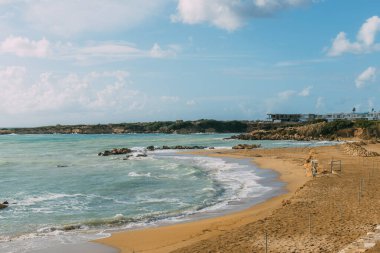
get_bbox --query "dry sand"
[97,144,380,253]
[367,242,380,253]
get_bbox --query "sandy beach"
[96,143,380,252]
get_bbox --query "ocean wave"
[16,193,83,207]
[171,155,270,202]
[212,146,232,149]
[128,172,151,177]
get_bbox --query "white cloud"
[77,43,142,58]
[24,0,169,36]
[277,86,311,100]
[0,35,50,58]
[0,66,146,114]
[316,96,324,109]
[66,42,180,64]
[278,90,297,100]
[355,66,377,88]
[171,0,314,31]
[62,41,180,63]
[0,35,181,62]
[327,16,380,56]
[266,86,313,112]
[358,16,380,46]
[150,43,180,58]
[298,86,312,96]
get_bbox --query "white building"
[267,112,380,122]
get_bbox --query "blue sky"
[0,0,379,127]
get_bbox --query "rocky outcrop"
[342,142,380,157]
[232,144,261,149]
[0,203,8,209]
[98,148,132,156]
[232,130,320,141]
[147,145,208,151]
[232,122,341,141]
[0,130,13,135]
[98,145,210,157]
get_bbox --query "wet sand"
[97,144,380,252]
[27,242,119,253]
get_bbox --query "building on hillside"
[266,114,302,122]
[267,112,380,122]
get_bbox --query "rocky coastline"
[231,121,380,142]
[97,145,211,157]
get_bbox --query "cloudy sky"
[0,0,379,127]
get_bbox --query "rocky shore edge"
[97,146,211,157]
[98,144,262,157]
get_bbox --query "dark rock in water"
[111,148,132,155]
[123,154,133,160]
[3,201,8,205]
[57,165,68,168]
[0,203,8,209]
[63,224,81,231]
[232,144,261,150]
[100,145,209,156]
[159,145,208,150]
[146,145,155,151]
[98,150,111,156]
[98,148,132,156]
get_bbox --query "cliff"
[232,120,380,141]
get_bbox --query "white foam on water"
[16,193,83,207]
[128,172,151,177]
[212,146,232,149]
[0,151,277,253]
[0,229,110,253]
[157,155,272,214]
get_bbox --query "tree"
[352,107,356,113]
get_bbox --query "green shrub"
[320,120,354,135]
[354,120,375,129]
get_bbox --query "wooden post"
[265,231,268,253]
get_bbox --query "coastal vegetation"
[2,119,380,141]
[233,120,380,141]
[0,120,252,134]
[1,119,286,135]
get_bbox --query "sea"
[0,133,336,253]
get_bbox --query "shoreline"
[96,147,310,253]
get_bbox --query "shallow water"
[0,134,336,252]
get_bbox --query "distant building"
[267,112,380,122]
[266,114,302,122]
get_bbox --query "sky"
[0,0,379,127]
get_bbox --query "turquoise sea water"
[0,134,336,252]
